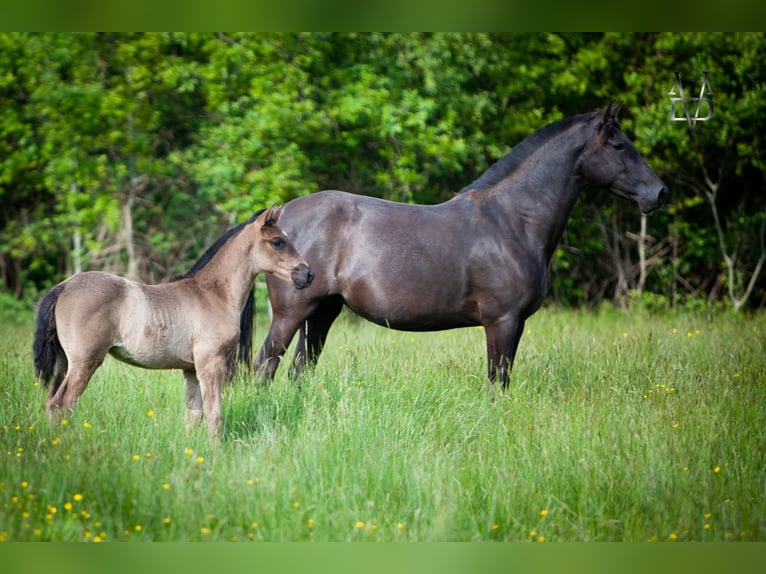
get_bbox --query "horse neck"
[477,122,590,261]
[190,224,258,313]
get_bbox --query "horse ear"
[263,205,283,227]
[612,101,624,123]
[598,101,623,132]
[603,101,624,124]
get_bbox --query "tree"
[1,33,764,312]
[629,32,766,310]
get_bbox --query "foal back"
[54,271,198,371]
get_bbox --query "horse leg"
[254,315,304,382]
[484,315,526,390]
[183,369,203,427]
[289,296,343,379]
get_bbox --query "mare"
[249,105,668,388]
[32,206,313,440]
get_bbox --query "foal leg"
[45,354,106,420]
[183,369,203,428]
[484,315,526,390]
[194,354,227,443]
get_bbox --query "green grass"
[1,306,765,541]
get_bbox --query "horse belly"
[342,275,478,332]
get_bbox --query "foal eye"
[270,237,285,249]
[611,141,625,151]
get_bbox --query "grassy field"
[1,306,764,542]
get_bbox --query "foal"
[33,206,313,441]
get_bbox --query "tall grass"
[1,307,764,541]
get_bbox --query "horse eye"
[270,237,285,249]
[612,141,625,151]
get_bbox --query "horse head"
[256,206,313,289]
[579,103,669,214]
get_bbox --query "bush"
[0,291,35,324]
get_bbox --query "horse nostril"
[658,186,669,206]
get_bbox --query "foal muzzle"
[291,263,314,289]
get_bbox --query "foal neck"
[189,221,259,312]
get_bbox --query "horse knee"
[255,355,280,382]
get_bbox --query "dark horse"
[245,105,667,387]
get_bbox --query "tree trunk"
[636,213,647,296]
[121,181,138,280]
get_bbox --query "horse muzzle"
[291,263,314,289]
[640,185,670,214]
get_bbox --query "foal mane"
[176,208,266,281]
[458,109,605,193]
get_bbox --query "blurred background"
[1,32,764,320]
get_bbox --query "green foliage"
[1,33,764,309]
[0,292,34,324]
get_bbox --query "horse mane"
[176,208,266,281]
[458,110,600,193]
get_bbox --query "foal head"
[253,206,313,289]
[579,103,669,214]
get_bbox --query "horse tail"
[233,289,255,371]
[33,283,66,389]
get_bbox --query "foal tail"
[32,283,66,390]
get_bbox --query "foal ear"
[262,205,283,227]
